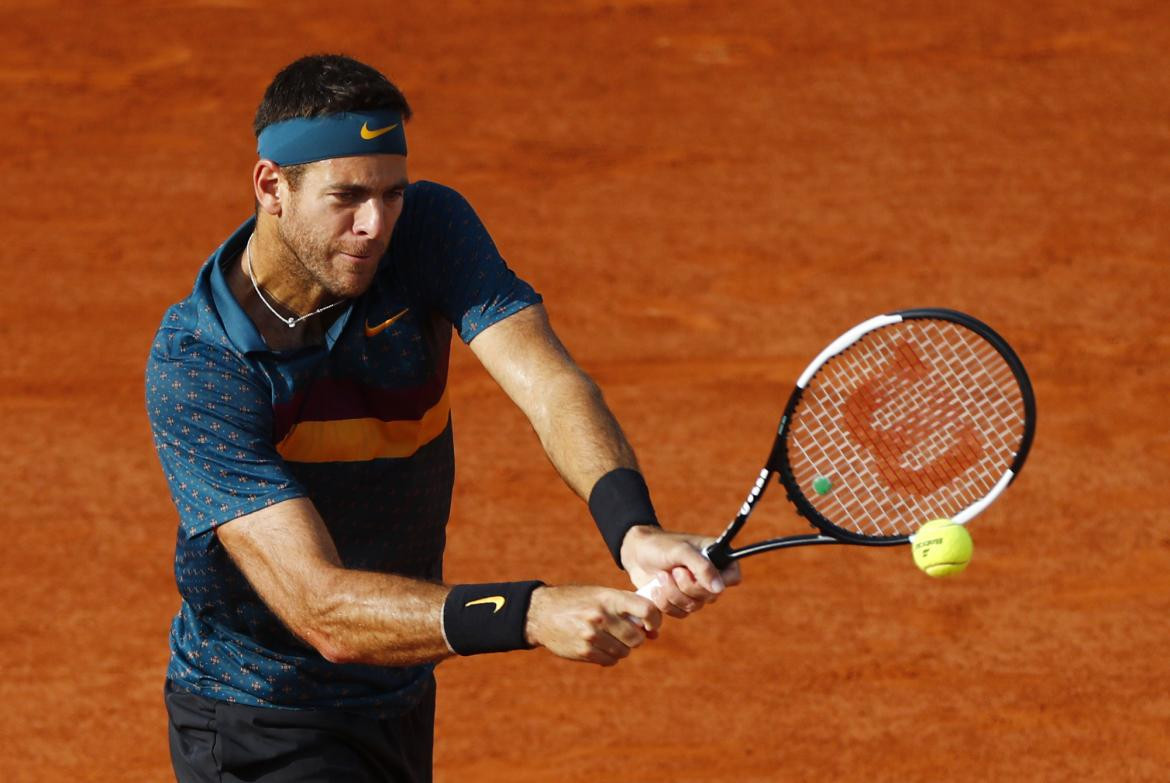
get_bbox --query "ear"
[253,159,283,216]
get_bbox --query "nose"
[352,198,386,239]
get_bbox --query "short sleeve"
[145,329,305,539]
[395,182,542,343]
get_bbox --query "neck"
[240,227,347,341]
[247,223,336,316]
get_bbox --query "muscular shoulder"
[394,181,482,241]
[403,179,467,211]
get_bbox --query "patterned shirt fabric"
[146,181,541,716]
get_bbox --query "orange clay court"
[2,2,1168,781]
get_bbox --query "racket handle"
[627,578,662,630]
[703,540,733,570]
[635,577,661,599]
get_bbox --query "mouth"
[339,248,381,263]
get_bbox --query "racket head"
[769,308,1035,546]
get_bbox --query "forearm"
[469,305,642,499]
[217,497,660,670]
[529,367,639,499]
[311,574,659,668]
[468,305,661,564]
[467,305,738,618]
[217,503,453,667]
[302,568,453,667]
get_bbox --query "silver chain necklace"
[245,233,345,328]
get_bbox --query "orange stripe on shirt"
[276,388,451,463]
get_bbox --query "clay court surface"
[3,1,1168,780]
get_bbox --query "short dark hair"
[253,54,412,136]
[253,54,412,188]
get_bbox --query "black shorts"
[165,678,435,783]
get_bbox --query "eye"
[331,192,361,205]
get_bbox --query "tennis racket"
[638,307,1035,592]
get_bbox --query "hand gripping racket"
[637,307,1035,595]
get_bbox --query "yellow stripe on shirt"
[276,388,450,463]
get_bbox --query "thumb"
[675,542,725,594]
[613,590,662,632]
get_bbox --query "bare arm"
[216,496,660,667]
[216,497,452,666]
[467,304,637,498]
[469,304,740,613]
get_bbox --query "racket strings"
[788,319,1027,538]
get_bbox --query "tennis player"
[146,53,739,782]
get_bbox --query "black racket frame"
[702,308,1037,569]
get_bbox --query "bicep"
[468,304,597,421]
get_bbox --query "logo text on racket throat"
[364,307,410,337]
[360,121,399,140]
[464,596,506,613]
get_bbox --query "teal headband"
[257,109,407,165]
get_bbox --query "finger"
[672,565,722,605]
[612,591,662,633]
[655,569,703,615]
[584,646,619,667]
[589,629,632,664]
[720,562,742,587]
[638,573,687,618]
[607,612,650,649]
[670,539,726,596]
[623,610,663,637]
[635,572,667,599]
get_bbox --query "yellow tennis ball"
[911,519,973,577]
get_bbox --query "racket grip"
[634,578,659,599]
[627,578,662,630]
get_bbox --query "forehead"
[299,155,408,188]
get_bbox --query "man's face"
[276,154,408,299]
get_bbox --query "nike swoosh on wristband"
[364,308,409,337]
[464,596,506,613]
[360,121,399,140]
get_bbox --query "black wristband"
[442,581,544,656]
[588,468,661,568]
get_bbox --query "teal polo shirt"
[146,181,540,715]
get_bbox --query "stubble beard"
[275,216,376,301]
